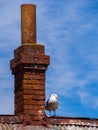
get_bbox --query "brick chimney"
[10,4,50,125]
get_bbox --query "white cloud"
[77,89,98,110]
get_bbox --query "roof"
[0,115,98,130]
[47,116,98,126]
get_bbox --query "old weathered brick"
[23,95,45,100]
[23,89,45,95]
[15,91,23,98]
[15,105,23,113]
[24,74,45,80]
[23,105,45,110]
[23,84,45,90]
[23,79,39,85]
[24,109,45,116]
[24,100,45,105]
[39,80,45,85]
[15,99,22,105]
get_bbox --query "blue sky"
[0,0,98,118]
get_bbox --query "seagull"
[45,94,58,116]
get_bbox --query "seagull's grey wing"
[45,99,49,110]
[45,99,58,111]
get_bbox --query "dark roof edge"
[47,116,98,120]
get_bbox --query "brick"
[23,105,45,110]
[23,95,45,100]
[24,109,45,115]
[15,100,23,106]
[14,44,44,54]
[24,100,45,105]
[31,114,46,121]
[23,89,45,95]
[31,116,44,121]
[23,85,45,90]
[23,79,39,85]
[24,74,45,80]
[15,110,23,115]
[15,91,23,98]
[15,96,23,103]
[39,81,45,85]
[15,105,23,113]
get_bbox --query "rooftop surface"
[0,115,98,130]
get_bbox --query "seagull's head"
[52,94,58,100]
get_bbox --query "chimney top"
[21,4,36,44]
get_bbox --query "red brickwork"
[10,44,50,125]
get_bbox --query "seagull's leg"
[49,111,51,116]
[54,110,56,116]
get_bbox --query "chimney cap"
[21,4,36,7]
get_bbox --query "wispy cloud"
[77,89,98,109]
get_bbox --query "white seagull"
[45,94,58,116]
